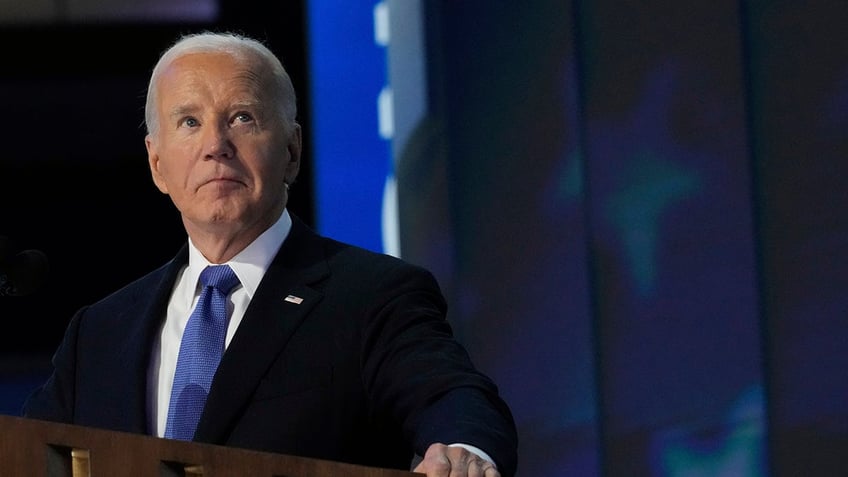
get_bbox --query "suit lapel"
[194,217,329,444]
[120,247,188,433]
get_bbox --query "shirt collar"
[186,209,293,299]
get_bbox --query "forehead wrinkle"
[230,68,272,101]
[158,54,276,123]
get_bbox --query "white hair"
[144,31,298,136]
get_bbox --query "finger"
[479,460,500,477]
[413,443,451,476]
[460,455,499,477]
[442,446,500,477]
[413,443,501,477]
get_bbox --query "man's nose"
[204,125,235,159]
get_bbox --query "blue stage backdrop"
[306,0,393,255]
[308,1,848,475]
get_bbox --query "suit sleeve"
[358,262,519,477]
[21,307,83,423]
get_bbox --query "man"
[23,31,518,477]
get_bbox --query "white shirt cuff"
[448,443,497,468]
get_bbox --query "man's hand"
[413,443,500,477]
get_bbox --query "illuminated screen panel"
[305,0,391,254]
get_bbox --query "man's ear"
[284,123,303,185]
[145,134,169,194]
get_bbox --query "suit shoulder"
[320,236,431,277]
[87,259,174,311]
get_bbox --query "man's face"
[145,51,300,239]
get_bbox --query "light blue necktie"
[165,264,240,440]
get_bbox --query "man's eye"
[234,113,253,123]
[183,117,199,128]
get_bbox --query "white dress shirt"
[149,210,292,437]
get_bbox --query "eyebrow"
[230,100,263,111]
[167,104,200,120]
[167,100,264,118]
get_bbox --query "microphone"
[0,236,49,297]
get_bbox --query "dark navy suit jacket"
[23,215,518,476]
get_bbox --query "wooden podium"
[0,414,420,476]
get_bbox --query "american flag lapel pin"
[284,294,304,305]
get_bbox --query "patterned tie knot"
[200,264,240,295]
